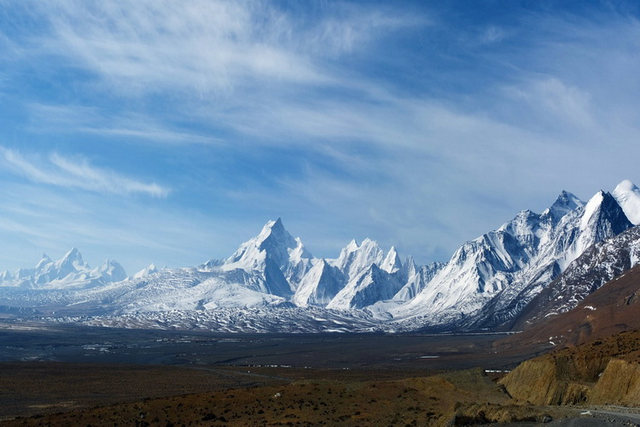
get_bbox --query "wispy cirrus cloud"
[31,0,401,95]
[27,103,222,146]
[1,0,640,273]
[11,0,424,101]
[0,148,169,198]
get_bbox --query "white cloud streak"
[1,1,640,269]
[15,0,424,96]
[27,103,222,146]
[0,148,169,198]
[37,1,325,94]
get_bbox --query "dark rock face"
[510,225,640,331]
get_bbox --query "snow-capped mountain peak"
[580,191,605,231]
[218,219,313,297]
[333,238,384,280]
[225,218,312,271]
[93,259,128,282]
[35,253,52,270]
[580,191,631,236]
[613,179,640,225]
[545,190,584,222]
[133,263,159,279]
[57,247,87,270]
[381,246,402,273]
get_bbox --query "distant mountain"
[0,248,127,289]
[1,180,639,334]
[215,218,314,297]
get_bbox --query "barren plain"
[1,321,636,426]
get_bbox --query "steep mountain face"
[323,240,407,310]
[0,180,638,334]
[292,260,345,307]
[497,264,640,352]
[328,263,404,310]
[0,248,127,289]
[215,218,314,297]
[510,225,640,331]
[375,189,632,330]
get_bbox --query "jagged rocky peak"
[225,218,312,271]
[545,190,584,222]
[334,238,385,280]
[58,247,87,269]
[348,239,383,260]
[381,246,402,273]
[260,218,311,256]
[613,179,640,225]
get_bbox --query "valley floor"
[0,321,605,426]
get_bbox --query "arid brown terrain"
[0,321,560,426]
[4,264,640,427]
[501,329,640,407]
[1,364,566,426]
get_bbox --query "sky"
[1,0,640,275]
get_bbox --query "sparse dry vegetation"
[0,366,564,427]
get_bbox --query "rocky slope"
[510,225,640,331]
[500,330,640,406]
[497,263,640,352]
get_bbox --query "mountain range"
[2,179,640,333]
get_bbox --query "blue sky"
[1,0,640,274]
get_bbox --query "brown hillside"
[499,329,640,406]
[497,264,640,352]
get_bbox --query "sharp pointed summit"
[546,190,584,222]
[225,219,312,271]
[59,247,86,267]
[381,246,402,274]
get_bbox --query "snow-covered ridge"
[0,248,127,289]
[1,180,639,333]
